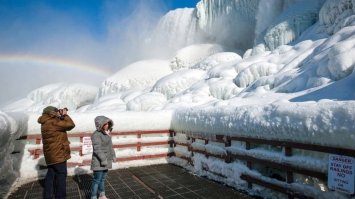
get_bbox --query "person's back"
[38,106,75,199]
[38,108,75,165]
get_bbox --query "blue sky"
[0,0,200,68]
[0,0,199,44]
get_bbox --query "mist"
[0,0,184,106]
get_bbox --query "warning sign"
[82,137,93,155]
[328,154,355,194]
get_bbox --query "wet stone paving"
[8,164,255,199]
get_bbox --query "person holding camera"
[38,106,75,199]
[90,116,116,199]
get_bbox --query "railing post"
[35,138,41,145]
[225,136,231,163]
[34,149,41,159]
[285,146,294,199]
[205,139,209,158]
[137,133,141,152]
[246,141,252,189]
[225,136,231,147]
[191,137,195,157]
[79,136,83,156]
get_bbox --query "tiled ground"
[8,164,255,199]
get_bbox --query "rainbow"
[0,54,112,76]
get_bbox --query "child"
[90,116,116,199]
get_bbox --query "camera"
[58,107,68,120]
[58,107,68,115]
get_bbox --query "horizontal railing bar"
[217,135,355,157]
[18,130,173,140]
[230,153,327,181]
[240,174,313,199]
[189,145,327,181]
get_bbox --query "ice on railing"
[227,146,328,173]
[0,111,28,198]
[205,144,227,157]
[173,132,188,144]
[173,146,191,158]
[172,100,355,149]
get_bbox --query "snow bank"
[172,101,355,149]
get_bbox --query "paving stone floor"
[8,164,255,199]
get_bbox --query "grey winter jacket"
[90,116,116,171]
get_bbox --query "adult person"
[90,116,116,199]
[38,106,75,199]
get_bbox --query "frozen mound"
[319,0,355,34]
[77,94,127,112]
[208,78,242,100]
[327,36,355,80]
[234,62,281,88]
[3,83,98,112]
[169,44,224,71]
[126,92,167,111]
[191,52,242,71]
[98,60,172,97]
[263,0,324,50]
[151,69,206,99]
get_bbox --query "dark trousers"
[44,161,67,199]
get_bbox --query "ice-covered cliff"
[149,0,326,54]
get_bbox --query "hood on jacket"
[94,116,114,131]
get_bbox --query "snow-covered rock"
[151,69,206,99]
[127,92,167,111]
[170,44,224,71]
[191,52,242,71]
[98,60,172,97]
[3,83,98,113]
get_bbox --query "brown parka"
[38,112,75,165]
